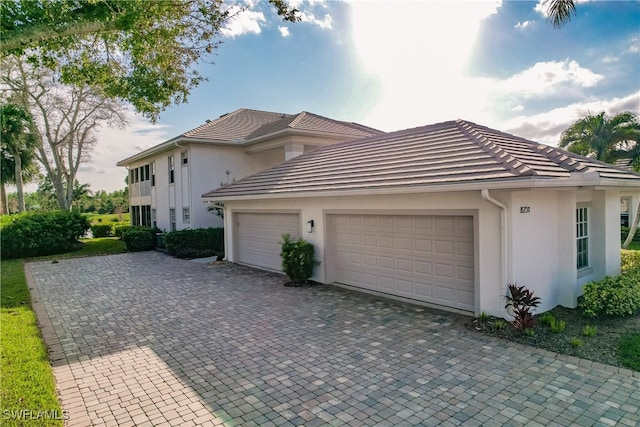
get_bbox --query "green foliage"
[582,325,597,337]
[494,320,507,330]
[477,312,490,322]
[90,223,112,238]
[0,211,90,259]
[549,318,566,333]
[505,284,541,331]
[579,271,640,317]
[121,226,155,252]
[570,337,583,347]
[621,249,640,273]
[162,228,224,259]
[539,312,556,326]
[524,328,535,337]
[280,234,318,284]
[0,1,300,121]
[618,332,640,371]
[114,225,132,239]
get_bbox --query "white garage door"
[330,214,474,312]
[235,212,301,271]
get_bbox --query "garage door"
[235,212,301,271]
[330,214,474,312]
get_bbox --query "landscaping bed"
[467,306,640,369]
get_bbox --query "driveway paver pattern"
[26,252,640,426]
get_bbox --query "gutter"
[481,189,510,318]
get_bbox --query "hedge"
[162,228,224,259]
[121,226,156,252]
[0,211,90,259]
[90,224,113,238]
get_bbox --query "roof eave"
[201,175,640,203]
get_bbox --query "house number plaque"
[520,206,530,213]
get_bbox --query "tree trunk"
[622,199,640,249]
[13,152,25,212]
[0,182,7,214]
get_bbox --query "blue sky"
[83,0,640,191]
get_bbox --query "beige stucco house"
[117,108,382,231]
[202,119,640,317]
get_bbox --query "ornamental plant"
[280,234,318,284]
[504,284,541,332]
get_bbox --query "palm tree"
[560,111,640,249]
[0,104,38,213]
[542,0,577,28]
[559,111,640,163]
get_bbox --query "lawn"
[85,212,130,224]
[0,238,126,426]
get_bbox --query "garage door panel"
[331,214,474,312]
[236,213,300,271]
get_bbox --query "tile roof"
[202,119,640,198]
[183,108,382,142]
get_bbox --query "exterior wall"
[221,185,638,317]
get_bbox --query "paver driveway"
[27,252,639,427]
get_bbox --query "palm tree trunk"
[14,153,25,212]
[622,199,640,249]
[0,182,7,214]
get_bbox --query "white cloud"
[534,0,591,18]
[220,8,266,38]
[630,36,639,53]
[75,112,171,192]
[515,20,534,30]
[299,11,333,29]
[602,55,619,64]
[512,105,525,112]
[498,60,603,97]
[278,26,290,37]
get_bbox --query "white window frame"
[576,206,590,271]
[169,208,176,231]
[168,156,175,184]
[182,208,190,223]
[181,150,188,166]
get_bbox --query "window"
[576,207,589,269]
[151,208,157,228]
[142,205,152,227]
[151,162,156,187]
[169,208,176,231]
[144,164,150,181]
[168,156,175,184]
[183,208,190,223]
[129,169,135,185]
[134,168,139,183]
[181,150,188,166]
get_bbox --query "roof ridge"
[455,120,537,177]
[182,108,246,136]
[288,111,307,128]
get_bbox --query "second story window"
[151,162,156,187]
[181,150,188,166]
[168,156,175,184]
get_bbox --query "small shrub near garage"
[114,225,132,239]
[280,234,318,284]
[0,211,90,259]
[162,228,224,259]
[121,226,155,252]
[90,224,113,238]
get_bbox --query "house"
[117,108,382,231]
[202,119,640,317]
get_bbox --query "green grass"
[85,212,129,225]
[618,332,640,371]
[1,237,127,425]
[624,241,640,251]
[0,260,64,426]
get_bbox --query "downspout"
[481,189,510,318]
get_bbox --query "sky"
[78,0,640,192]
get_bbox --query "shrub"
[114,225,132,239]
[621,226,640,243]
[91,224,113,238]
[549,318,566,333]
[504,284,541,331]
[579,272,640,317]
[570,338,582,347]
[582,325,597,337]
[0,211,90,259]
[281,234,318,284]
[477,312,490,322]
[121,226,155,252]
[621,249,640,273]
[162,228,224,259]
[494,320,507,330]
[539,312,555,326]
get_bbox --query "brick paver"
[26,252,639,426]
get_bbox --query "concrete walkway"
[27,252,639,426]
